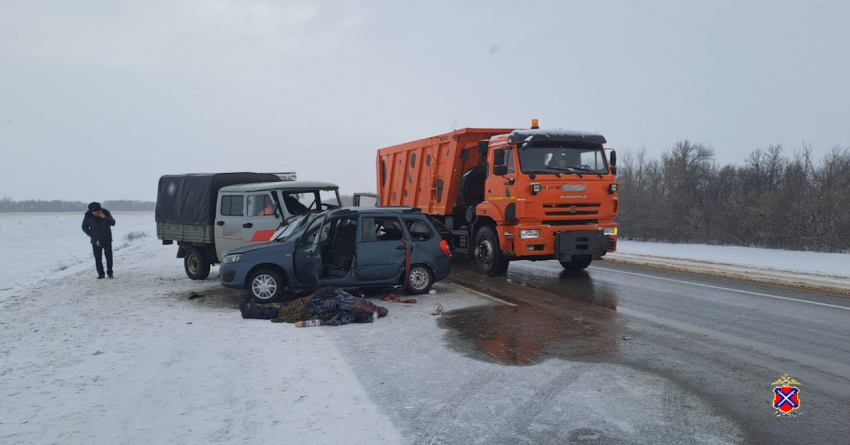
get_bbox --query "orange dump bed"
[376,128,512,214]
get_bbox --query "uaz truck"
[156,172,342,279]
[376,121,619,275]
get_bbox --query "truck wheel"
[559,255,592,271]
[184,247,211,280]
[474,226,510,276]
[247,269,284,303]
[404,265,433,295]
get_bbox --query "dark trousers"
[92,243,113,276]
[246,307,280,320]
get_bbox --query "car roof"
[219,180,338,193]
[325,206,425,218]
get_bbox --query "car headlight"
[223,254,242,264]
[602,227,617,235]
[520,229,539,239]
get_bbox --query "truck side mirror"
[494,165,508,176]
[609,150,617,175]
[477,140,489,159]
[493,149,505,166]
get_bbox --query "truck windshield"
[517,141,608,176]
[294,189,342,211]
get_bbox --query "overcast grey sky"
[1,0,847,202]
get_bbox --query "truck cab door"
[292,214,326,287]
[487,147,518,220]
[242,193,281,244]
[214,193,247,261]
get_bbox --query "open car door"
[292,213,327,287]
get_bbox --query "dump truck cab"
[478,129,618,273]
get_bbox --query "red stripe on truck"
[250,230,277,242]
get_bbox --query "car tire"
[404,264,433,295]
[474,226,510,276]
[247,269,285,303]
[559,255,592,271]
[184,247,211,280]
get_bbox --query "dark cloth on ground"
[271,293,321,323]
[244,287,389,325]
[306,287,389,325]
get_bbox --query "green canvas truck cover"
[155,173,281,225]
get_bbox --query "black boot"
[239,298,251,319]
[239,295,277,319]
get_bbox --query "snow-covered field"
[0,212,405,444]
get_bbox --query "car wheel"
[474,226,510,276]
[404,265,433,295]
[184,247,211,280]
[559,255,592,271]
[247,269,284,303]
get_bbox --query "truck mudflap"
[555,231,611,261]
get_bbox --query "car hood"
[226,240,292,256]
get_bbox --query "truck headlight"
[223,254,242,264]
[602,227,617,235]
[608,183,619,194]
[520,230,539,239]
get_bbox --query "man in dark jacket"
[82,202,116,279]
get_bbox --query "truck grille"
[543,203,600,217]
[543,219,598,227]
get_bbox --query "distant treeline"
[0,197,155,212]
[617,142,850,253]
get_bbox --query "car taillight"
[439,239,451,258]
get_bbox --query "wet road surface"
[442,258,850,444]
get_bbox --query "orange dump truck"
[376,122,619,275]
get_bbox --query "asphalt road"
[446,258,850,444]
[331,257,850,445]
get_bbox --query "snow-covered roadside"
[0,228,403,445]
[0,212,155,292]
[608,240,850,296]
